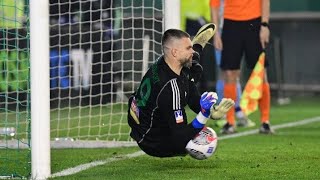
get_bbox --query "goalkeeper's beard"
[180,56,193,68]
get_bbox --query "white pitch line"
[51,116,320,178]
[51,151,145,178]
[219,116,320,140]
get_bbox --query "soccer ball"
[185,127,218,160]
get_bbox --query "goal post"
[30,0,51,179]
[164,0,181,30]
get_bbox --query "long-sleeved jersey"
[128,56,203,157]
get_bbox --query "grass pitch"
[49,96,320,179]
[1,96,320,179]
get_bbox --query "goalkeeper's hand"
[200,92,218,118]
[210,98,235,120]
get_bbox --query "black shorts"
[220,17,268,70]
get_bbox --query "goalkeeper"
[127,24,234,157]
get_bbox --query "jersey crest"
[174,110,183,123]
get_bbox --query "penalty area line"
[51,116,320,178]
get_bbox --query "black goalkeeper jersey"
[128,56,202,157]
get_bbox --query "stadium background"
[1,0,320,109]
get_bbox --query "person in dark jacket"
[128,25,234,157]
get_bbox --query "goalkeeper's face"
[178,38,195,68]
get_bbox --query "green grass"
[49,122,320,180]
[0,149,30,179]
[47,96,320,179]
[207,96,320,133]
[49,103,131,141]
[1,96,320,179]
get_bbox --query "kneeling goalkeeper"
[128,24,234,157]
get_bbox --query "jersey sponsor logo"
[174,110,183,123]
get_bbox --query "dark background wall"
[271,0,320,12]
[267,0,320,94]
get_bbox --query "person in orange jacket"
[210,0,274,134]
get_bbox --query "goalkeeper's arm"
[210,98,235,120]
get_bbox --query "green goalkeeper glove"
[210,98,235,120]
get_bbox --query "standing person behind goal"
[210,0,274,134]
[127,25,234,157]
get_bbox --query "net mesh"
[48,0,163,142]
[0,0,31,178]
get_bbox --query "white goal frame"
[30,0,51,179]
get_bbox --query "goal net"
[48,0,164,146]
[0,0,31,178]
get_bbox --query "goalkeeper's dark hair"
[161,29,190,51]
